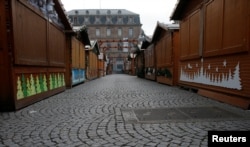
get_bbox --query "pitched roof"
[170,0,203,20]
[151,22,179,42]
[141,36,152,49]
[90,40,100,55]
[66,9,141,26]
[53,0,73,31]
[67,9,139,16]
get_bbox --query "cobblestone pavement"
[1,74,250,147]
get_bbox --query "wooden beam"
[198,89,250,110]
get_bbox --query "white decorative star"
[216,67,219,72]
[208,64,211,70]
[188,63,192,69]
[223,60,227,67]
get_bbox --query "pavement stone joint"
[0,75,250,147]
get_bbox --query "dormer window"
[96,10,100,15]
[118,10,122,15]
[107,10,111,15]
[86,10,89,15]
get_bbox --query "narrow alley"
[1,75,250,147]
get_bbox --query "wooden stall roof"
[170,0,203,20]
[151,22,179,43]
[77,26,91,46]
[53,0,73,32]
[90,40,100,55]
[141,36,152,49]
[170,0,188,20]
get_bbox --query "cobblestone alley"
[1,74,250,147]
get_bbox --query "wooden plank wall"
[14,1,47,66]
[48,24,65,67]
[173,31,180,86]
[156,31,175,85]
[178,0,250,108]
[98,60,104,77]
[88,51,98,80]
[13,1,66,67]
[72,37,80,68]
[65,37,86,87]
[0,0,14,110]
[144,44,156,80]
[4,0,69,110]
[135,52,144,78]
[79,43,85,69]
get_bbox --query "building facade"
[67,9,142,73]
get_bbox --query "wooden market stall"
[65,32,90,88]
[171,0,250,109]
[142,37,156,81]
[134,47,144,78]
[86,40,100,80]
[0,0,73,111]
[98,52,106,77]
[152,22,180,86]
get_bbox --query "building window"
[95,16,101,24]
[129,28,133,37]
[117,58,123,61]
[117,64,123,70]
[118,42,122,51]
[107,10,111,15]
[107,28,111,36]
[128,17,134,24]
[106,16,112,24]
[118,10,122,15]
[73,16,78,25]
[96,28,100,37]
[84,17,89,24]
[118,28,122,36]
[107,43,111,50]
[117,16,123,24]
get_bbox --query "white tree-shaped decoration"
[36,75,41,94]
[16,76,24,99]
[30,74,36,95]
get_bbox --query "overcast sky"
[61,0,178,35]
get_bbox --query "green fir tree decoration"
[54,73,58,88]
[49,74,53,90]
[30,74,36,95]
[36,75,41,94]
[16,76,24,100]
[52,73,56,89]
[39,74,44,92]
[62,74,65,86]
[43,74,48,91]
[58,73,61,87]
[21,74,28,97]
[26,77,31,97]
